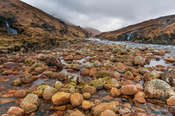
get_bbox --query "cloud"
[21,0,175,32]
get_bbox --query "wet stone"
[92,102,119,116]
[20,94,40,114]
[83,92,91,99]
[7,107,24,116]
[43,86,57,100]
[110,87,121,97]
[70,93,83,107]
[121,84,138,95]
[144,79,175,99]
[82,100,94,110]
[45,56,63,71]
[167,96,175,106]
[52,92,70,105]
[69,110,85,116]
[54,81,64,90]
[14,89,27,98]
[100,110,117,116]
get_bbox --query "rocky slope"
[96,15,175,45]
[0,0,90,53]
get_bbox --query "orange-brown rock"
[70,93,83,107]
[52,92,70,105]
[134,91,146,104]
[110,87,121,97]
[121,84,138,95]
[167,96,175,106]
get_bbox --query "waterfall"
[127,30,137,41]
[5,21,17,34]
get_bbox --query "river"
[86,38,175,68]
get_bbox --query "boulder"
[134,91,146,104]
[20,94,39,113]
[54,81,64,90]
[144,79,175,99]
[80,68,90,76]
[144,70,163,81]
[83,92,91,99]
[92,102,118,116]
[100,110,117,116]
[134,56,145,65]
[52,92,70,105]
[69,110,85,116]
[124,71,134,80]
[57,72,69,81]
[70,93,83,107]
[110,87,121,97]
[82,85,96,95]
[121,84,138,95]
[46,57,63,71]
[14,89,27,98]
[7,107,24,116]
[43,86,57,100]
[82,100,94,110]
[167,96,175,106]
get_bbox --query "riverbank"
[1,38,175,116]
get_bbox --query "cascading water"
[127,30,137,41]
[5,21,17,34]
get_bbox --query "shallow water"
[86,38,175,67]
[1,38,175,115]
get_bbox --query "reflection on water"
[86,38,175,67]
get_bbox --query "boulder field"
[1,40,175,116]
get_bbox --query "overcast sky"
[21,0,175,32]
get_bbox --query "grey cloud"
[21,0,175,32]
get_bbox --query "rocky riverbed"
[1,38,175,116]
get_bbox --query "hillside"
[0,0,90,53]
[84,27,101,36]
[96,15,175,45]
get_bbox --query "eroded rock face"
[20,94,39,114]
[144,79,175,99]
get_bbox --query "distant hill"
[85,27,101,36]
[96,15,175,45]
[0,0,90,53]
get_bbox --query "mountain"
[0,0,90,53]
[84,27,101,36]
[96,15,175,45]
